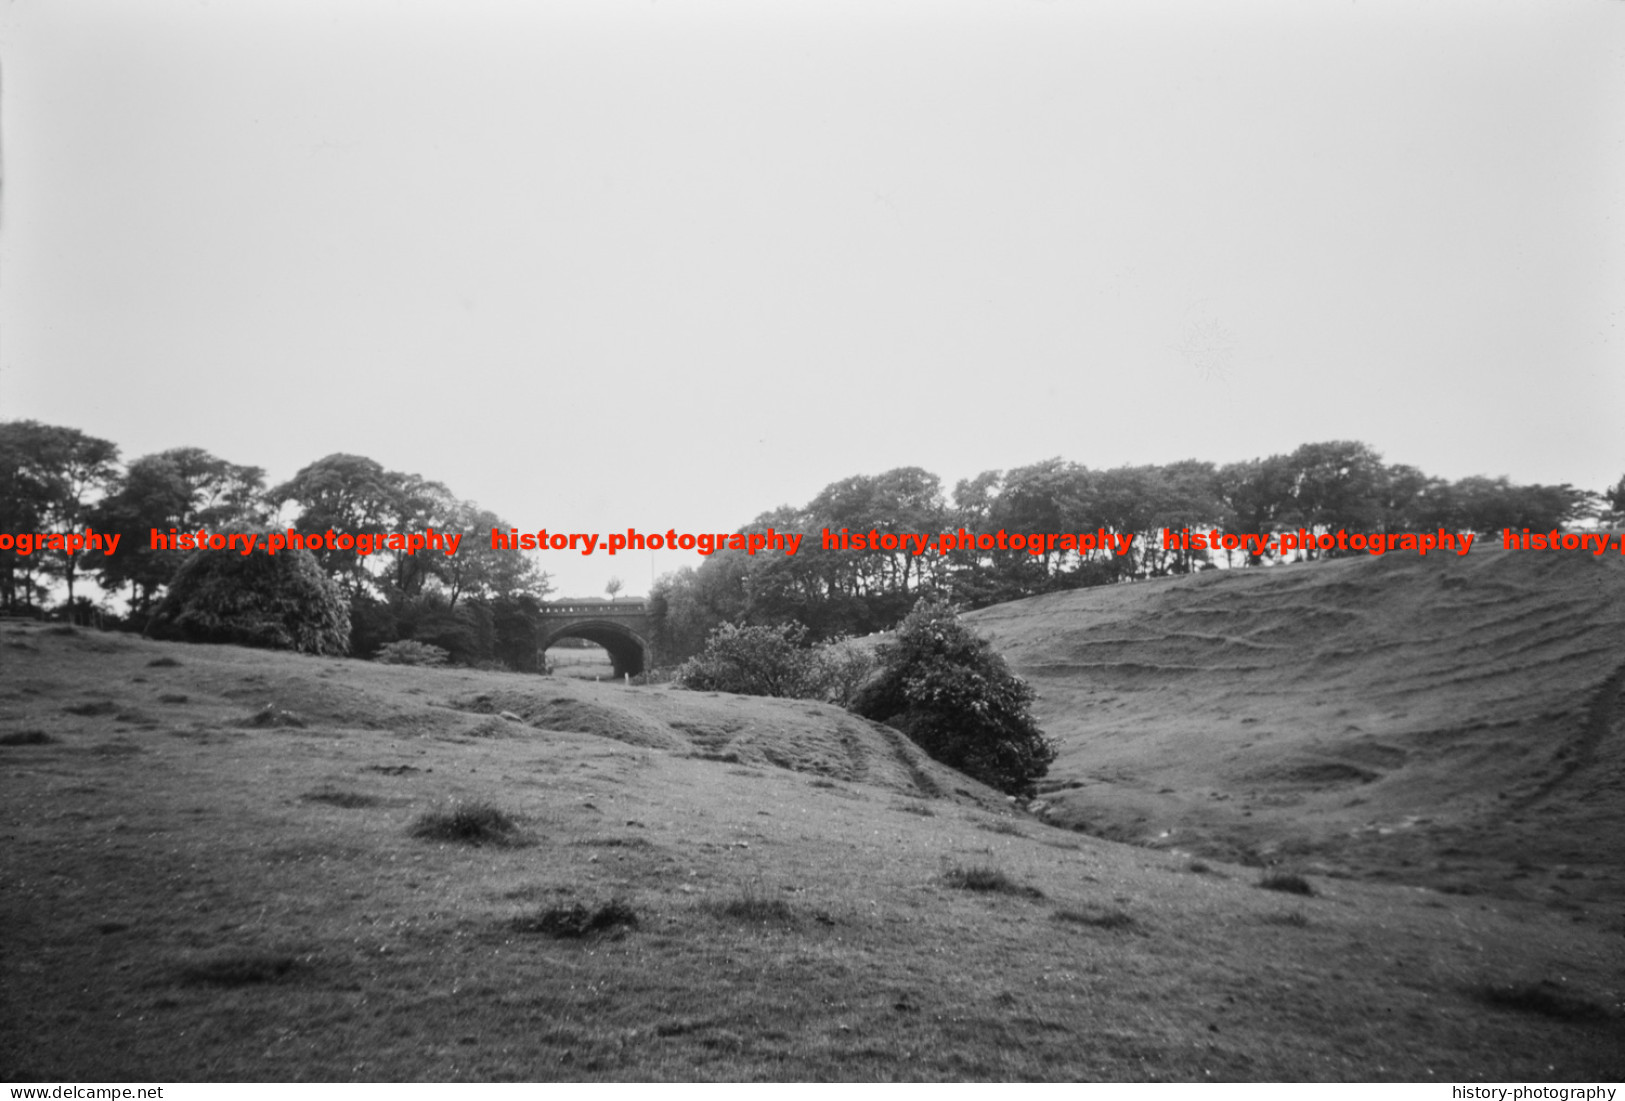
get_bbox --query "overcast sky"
[3,0,1622,598]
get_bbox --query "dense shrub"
[809,637,879,708]
[675,622,878,704]
[852,598,1056,796]
[676,622,820,697]
[147,547,350,656]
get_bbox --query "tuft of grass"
[706,885,799,926]
[943,864,1045,899]
[64,700,119,717]
[177,952,306,987]
[1054,907,1140,932]
[410,800,525,846]
[0,730,53,746]
[147,656,182,668]
[46,625,79,636]
[808,778,839,789]
[895,801,936,817]
[89,741,143,756]
[979,819,1026,837]
[1261,909,1311,927]
[158,693,189,704]
[512,900,639,939]
[302,789,380,809]
[1474,980,1614,1022]
[240,704,306,729]
[1187,859,1213,874]
[1258,871,1315,896]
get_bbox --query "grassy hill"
[967,545,1625,911]
[2,554,1622,1081]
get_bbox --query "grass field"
[967,545,1625,912]
[2,549,1623,1081]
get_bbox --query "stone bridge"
[537,600,656,677]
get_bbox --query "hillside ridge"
[965,546,1625,905]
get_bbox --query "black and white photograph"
[2,0,1623,1086]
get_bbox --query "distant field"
[546,643,616,681]
[1,610,1620,1081]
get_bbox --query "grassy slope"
[1,597,1622,1081]
[967,546,1625,910]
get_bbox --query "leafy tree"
[435,503,550,610]
[1270,441,1388,557]
[271,457,548,661]
[991,458,1090,586]
[649,560,751,664]
[1215,455,1297,564]
[89,448,268,621]
[1445,476,1596,533]
[147,546,350,656]
[852,598,1055,796]
[0,422,63,611]
[1603,474,1625,524]
[269,454,405,597]
[1373,464,1450,532]
[0,421,119,614]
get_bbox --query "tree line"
[5,422,1618,670]
[651,440,1616,661]
[0,421,551,668]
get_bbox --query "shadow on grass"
[1258,871,1314,896]
[177,952,310,987]
[303,788,381,809]
[1053,907,1142,932]
[1474,980,1615,1022]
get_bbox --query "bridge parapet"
[540,602,648,617]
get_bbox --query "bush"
[852,598,1056,796]
[676,622,820,697]
[147,547,350,656]
[374,639,451,666]
[675,622,880,705]
[807,637,879,708]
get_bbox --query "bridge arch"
[536,601,657,678]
